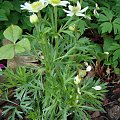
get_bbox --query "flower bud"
[69,25,75,31]
[30,14,38,24]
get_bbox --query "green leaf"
[1,1,13,15]
[113,49,120,61]
[103,38,115,52]
[61,30,74,37]
[12,0,22,12]
[114,68,120,75]
[43,27,52,34]
[78,20,87,35]
[0,30,4,40]
[113,18,120,34]
[109,43,120,51]
[3,25,22,43]
[102,8,113,21]
[0,9,8,21]
[15,38,31,53]
[1,1,13,10]
[99,14,109,22]
[5,12,20,26]
[100,22,112,33]
[15,44,25,53]
[0,44,14,60]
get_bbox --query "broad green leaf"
[0,9,8,21]
[5,12,20,25]
[1,1,13,15]
[103,38,115,52]
[102,8,113,21]
[93,44,103,53]
[113,18,120,34]
[109,43,120,51]
[16,38,31,51]
[113,49,120,61]
[100,22,112,33]
[12,0,23,12]
[3,25,22,43]
[98,14,109,22]
[1,1,13,10]
[0,44,14,60]
[15,44,25,53]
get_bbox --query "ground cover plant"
[0,0,120,120]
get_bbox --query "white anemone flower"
[63,1,88,17]
[48,0,70,7]
[21,0,48,13]
[92,86,102,91]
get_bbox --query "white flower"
[74,75,81,85]
[93,3,99,16]
[48,0,70,6]
[21,0,48,13]
[63,1,88,17]
[104,52,109,55]
[30,14,39,24]
[92,86,102,90]
[86,65,92,72]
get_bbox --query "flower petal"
[63,9,71,14]
[59,1,70,6]
[68,5,73,11]
[77,1,81,10]
[80,6,88,13]
[75,12,85,17]
[20,2,32,11]
[67,12,74,16]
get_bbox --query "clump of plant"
[0,0,108,120]
[0,66,107,120]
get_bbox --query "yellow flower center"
[31,1,42,11]
[72,6,80,13]
[50,0,60,4]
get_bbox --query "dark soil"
[92,82,120,120]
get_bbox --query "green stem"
[54,6,57,33]
[54,6,59,58]
[75,30,78,44]
[59,16,73,32]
